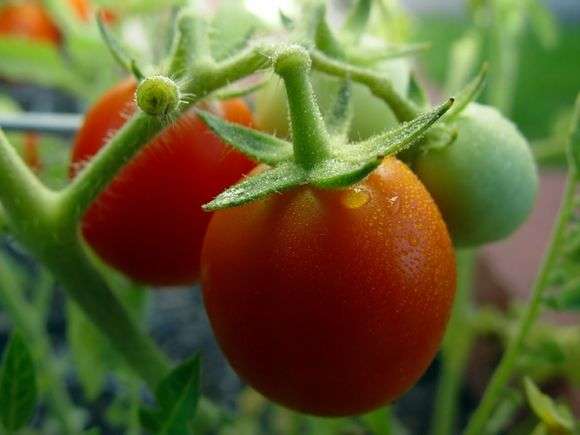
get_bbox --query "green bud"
[136,76,180,116]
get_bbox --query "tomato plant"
[70,78,255,286]
[0,1,578,435]
[202,157,456,416]
[415,103,538,247]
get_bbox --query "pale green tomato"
[255,59,410,140]
[415,103,538,247]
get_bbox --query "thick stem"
[168,11,213,77]
[0,130,55,226]
[310,50,419,122]
[275,47,332,169]
[432,250,475,435]
[39,238,171,390]
[464,173,576,435]
[0,255,79,434]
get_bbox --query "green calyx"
[199,45,454,211]
[136,76,181,117]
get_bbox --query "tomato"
[70,79,255,286]
[255,59,410,141]
[201,157,456,416]
[415,103,538,247]
[0,0,100,45]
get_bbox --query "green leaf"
[310,158,379,188]
[67,302,111,401]
[204,163,306,211]
[544,282,580,311]
[0,332,38,431]
[196,110,293,165]
[483,388,523,435]
[524,377,575,434]
[325,80,353,141]
[566,94,580,173]
[348,99,454,161]
[0,37,85,95]
[313,4,346,60]
[279,10,294,30]
[408,72,430,109]
[210,0,266,61]
[97,13,143,79]
[528,0,559,49]
[155,356,202,435]
[443,64,488,123]
[341,0,372,44]
[139,406,163,433]
[345,42,430,66]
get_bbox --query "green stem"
[309,49,419,122]
[60,44,275,225]
[432,250,475,435]
[463,172,576,435]
[39,238,170,390]
[0,254,79,434]
[275,47,332,169]
[168,11,213,77]
[0,130,54,226]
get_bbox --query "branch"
[0,129,55,226]
[310,49,419,122]
[59,43,275,225]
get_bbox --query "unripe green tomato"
[415,103,538,247]
[255,59,410,140]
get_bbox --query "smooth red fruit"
[202,158,456,416]
[70,79,255,286]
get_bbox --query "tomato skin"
[415,103,538,247]
[202,158,456,416]
[0,3,60,44]
[255,59,410,141]
[0,0,102,45]
[71,79,255,286]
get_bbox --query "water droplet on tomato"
[341,187,370,209]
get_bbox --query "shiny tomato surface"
[71,79,255,286]
[0,0,90,44]
[202,158,456,416]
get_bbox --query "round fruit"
[0,0,90,44]
[70,79,255,286]
[415,103,538,247]
[255,59,410,141]
[202,157,456,416]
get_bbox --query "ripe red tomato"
[70,79,255,286]
[0,0,103,45]
[202,158,456,416]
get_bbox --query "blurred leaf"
[0,332,38,431]
[139,406,163,433]
[544,284,580,311]
[0,37,85,95]
[407,72,429,109]
[567,94,580,174]
[141,356,202,435]
[341,0,372,44]
[528,0,559,49]
[484,388,523,435]
[67,302,111,401]
[524,378,574,434]
[210,0,267,61]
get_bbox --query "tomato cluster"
[69,52,536,415]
